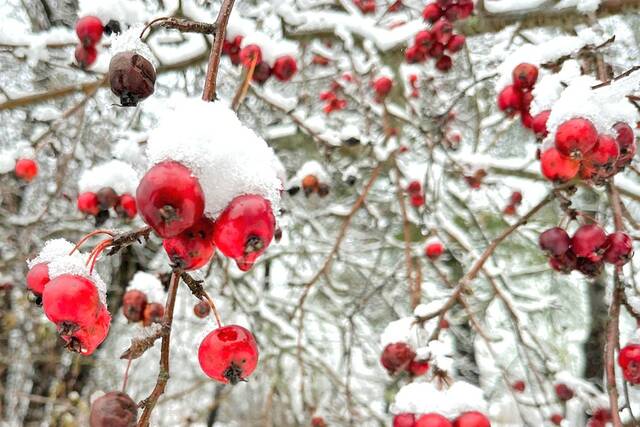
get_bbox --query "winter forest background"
[2,0,640,426]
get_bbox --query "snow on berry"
[145,97,282,221]
[78,159,139,196]
[239,32,298,68]
[78,0,149,27]
[126,271,166,305]
[390,381,487,419]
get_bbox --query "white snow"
[146,96,282,220]
[240,32,299,67]
[391,381,488,418]
[287,160,330,188]
[127,271,166,303]
[78,159,139,195]
[78,0,150,27]
[109,26,158,68]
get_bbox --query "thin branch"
[202,0,236,101]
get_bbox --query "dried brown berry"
[109,51,156,107]
[90,391,137,427]
[96,187,119,210]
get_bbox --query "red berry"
[193,300,211,318]
[75,44,98,69]
[591,408,612,422]
[355,0,376,13]
[198,325,259,384]
[311,416,327,427]
[407,180,422,194]
[497,85,521,116]
[373,76,393,98]
[519,91,533,113]
[136,161,205,238]
[429,43,445,59]
[26,262,50,297]
[435,55,453,72]
[15,158,38,181]
[394,413,416,427]
[425,242,444,259]
[452,411,490,427]
[554,383,574,401]
[405,45,427,64]
[70,305,111,355]
[550,414,563,426]
[555,118,598,158]
[213,194,275,271]
[521,112,534,129]
[43,275,101,331]
[512,380,525,392]
[415,413,452,427]
[587,134,620,171]
[142,302,164,326]
[272,56,298,82]
[576,257,603,277]
[116,193,137,219]
[603,231,633,266]
[512,63,538,91]
[539,227,571,257]
[540,148,579,182]
[76,16,103,47]
[422,4,442,22]
[572,224,606,262]
[410,194,425,207]
[619,344,640,384]
[446,35,465,53]
[163,217,216,270]
[239,44,262,67]
[532,110,551,138]
[549,251,577,274]
[432,19,453,45]
[614,121,634,150]
[78,192,100,216]
[122,290,147,323]
[252,61,272,84]
[415,30,434,49]
[408,359,430,376]
[457,0,474,19]
[510,191,523,205]
[89,391,138,427]
[380,342,415,374]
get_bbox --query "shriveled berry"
[252,61,272,84]
[415,413,452,427]
[577,259,602,279]
[603,231,633,266]
[539,227,570,257]
[109,51,156,107]
[142,302,164,327]
[163,217,216,270]
[26,262,50,297]
[302,174,319,196]
[78,192,100,215]
[273,56,298,82]
[572,224,606,261]
[512,63,538,91]
[89,391,137,427]
[193,300,211,318]
[76,16,103,47]
[122,290,147,323]
[198,324,259,384]
[380,342,415,374]
[549,251,577,274]
[96,187,119,210]
[540,148,579,182]
[15,158,38,181]
[512,380,525,392]
[452,411,490,427]
[555,118,598,158]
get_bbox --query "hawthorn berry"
[273,56,298,82]
[380,342,415,374]
[407,180,422,194]
[15,158,38,182]
[239,44,262,67]
[76,16,103,47]
[446,35,465,53]
[520,112,534,129]
[193,300,211,318]
[311,416,327,427]
[512,380,525,392]
[540,148,579,182]
[603,231,633,266]
[415,413,452,427]
[590,408,612,425]
[42,275,101,332]
[75,44,98,69]
[555,118,598,158]
[213,194,276,271]
[78,192,100,215]
[550,414,563,426]
[122,290,147,323]
[136,161,205,238]
[423,4,442,23]
[96,187,119,210]
[109,51,156,107]
[354,0,376,14]
[116,194,137,219]
[532,110,551,138]
[432,19,453,45]
[435,55,453,72]
[415,30,434,49]
[497,85,521,116]
[142,302,165,326]
[425,242,444,259]
[373,76,393,99]
[89,391,138,427]
[549,251,577,274]
[252,61,272,84]
[429,42,445,59]
[68,305,111,355]
[587,134,619,171]
[512,63,538,91]
[163,217,216,270]
[554,383,574,401]
[410,194,425,207]
[394,413,416,427]
[452,411,490,427]
[539,227,570,257]
[405,45,427,63]
[408,359,430,376]
[198,324,259,384]
[619,344,640,384]
[571,224,606,262]
[26,262,50,298]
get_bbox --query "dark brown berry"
[89,391,137,427]
[109,51,156,107]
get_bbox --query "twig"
[140,17,217,39]
[202,0,236,101]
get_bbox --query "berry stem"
[202,293,223,328]
[231,54,258,111]
[121,355,133,393]
[202,0,236,101]
[69,229,115,255]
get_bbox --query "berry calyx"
[89,391,138,427]
[425,242,444,259]
[76,16,103,47]
[142,302,165,326]
[272,56,298,82]
[555,118,598,158]
[512,63,538,91]
[122,290,147,323]
[109,51,156,107]
[193,300,211,318]
[539,227,571,257]
[415,413,452,427]
[163,217,216,270]
[452,411,490,427]
[571,224,606,262]
[394,413,416,427]
[603,231,633,266]
[15,158,38,182]
[198,325,259,384]
[78,192,100,215]
[26,262,50,298]
[380,342,415,374]
[213,194,276,271]
[75,44,98,69]
[554,383,574,401]
[619,344,640,384]
[540,148,579,182]
[136,161,205,238]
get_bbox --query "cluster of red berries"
[74,16,104,69]
[539,225,633,277]
[425,241,445,259]
[14,158,38,182]
[320,83,348,114]
[497,63,539,127]
[586,408,613,427]
[405,1,473,70]
[406,180,425,207]
[136,161,276,271]
[380,342,430,377]
[503,191,522,216]
[288,174,330,198]
[393,411,490,427]
[372,76,393,102]
[78,188,137,225]
[619,343,640,384]
[121,289,164,326]
[540,118,636,184]
[27,264,110,355]
[222,37,298,84]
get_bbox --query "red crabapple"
[410,194,425,207]
[198,324,259,384]
[415,30,434,49]
[42,275,101,333]
[109,51,156,107]
[75,16,103,47]
[142,302,165,326]
[68,304,111,355]
[422,4,442,22]
[446,35,465,53]
[405,45,427,64]
[436,55,453,72]
[380,342,415,374]
[603,231,633,266]
[554,118,598,158]
[555,383,574,401]
[619,344,640,384]
[539,227,570,257]
[432,19,454,45]
[272,56,298,82]
[122,290,147,323]
[587,134,619,171]
[239,44,262,67]
[394,413,416,427]
[75,44,98,69]
[540,148,579,182]
[550,414,563,426]
[26,262,50,297]
[407,180,421,194]
[89,391,138,427]
[425,242,444,259]
[78,192,100,215]
[116,194,137,219]
[213,194,276,271]
[497,85,521,116]
[512,380,525,392]
[373,76,393,98]
[408,359,430,376]
[571,224,606,262]
[162,217,216,270]
[452,411,490,427]
[512,63,538,91]
[429,42,445,59]
[311,416,327,427]
[532,110,550,138]
[136,161,205,238]
[415,413,452,427]
[15,158,38,181]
